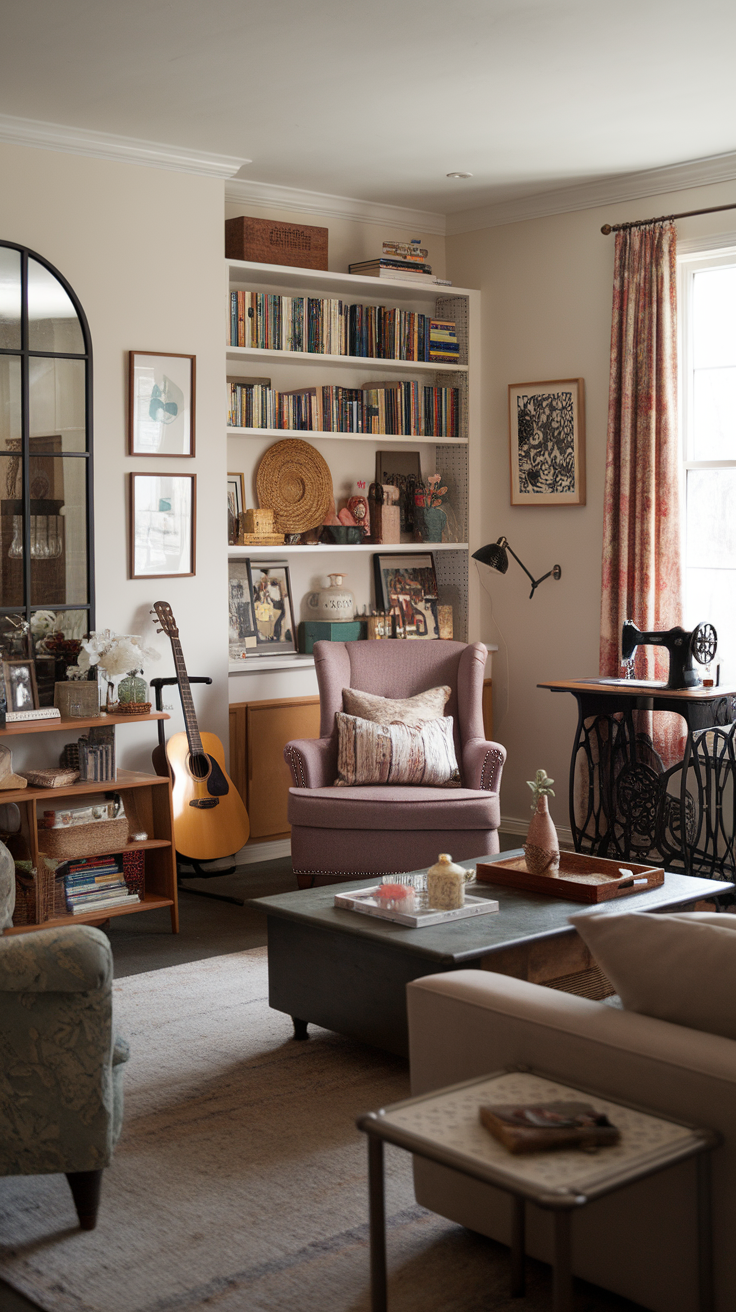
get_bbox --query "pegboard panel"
[435,441,468,544]
[435,295,469,366]
[435,549,468,642]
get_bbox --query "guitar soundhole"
[189,752,210,780]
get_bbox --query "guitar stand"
[151,676,245,908]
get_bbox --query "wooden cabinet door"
[238,697,320,841]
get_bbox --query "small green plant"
[527,768,555,810]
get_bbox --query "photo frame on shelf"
[508,378,586,506]
[129,473,196,579]
[374,450,422,533]
[128,351,196,457]
[228,560,258,659]
[227,472,246,546]
[245,559,297,657]
[3,659,39,712]
[373,552,440,640]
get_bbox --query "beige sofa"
[407,970,736,1312]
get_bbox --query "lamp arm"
[505,544,562,600]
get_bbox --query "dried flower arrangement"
[414,473,448,509]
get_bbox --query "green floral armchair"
[0,840,128,1229]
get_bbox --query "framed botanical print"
[508,378,586,506]
[3,659,38,712]
[129,473,196,578]
[245,559,296,656]
[373,552,440,639]
[129,351,196,456]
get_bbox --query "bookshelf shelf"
[227,257,477,302]
[226,346,467,373]
[228,542,469,557]
[227,427,468,445]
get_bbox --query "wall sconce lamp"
[472,536,562,600]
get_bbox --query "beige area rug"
[0,949,639,1312]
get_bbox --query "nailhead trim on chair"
[480,746,504,792]
[285,745,307,788]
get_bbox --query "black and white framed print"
[508,378,586,506]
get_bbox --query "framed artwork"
[508,378,586,506]
[3,659,38,712]
[227,472,246,546]
[129,473,196,579]
[245,559,296,656]
[374,450,422,532]
[128,351,196,456]
[373,552,439,640]
[228,560,258,659]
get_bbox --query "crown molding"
[446,148,736,236]
[225,176,447,235]
[0,113,248,178]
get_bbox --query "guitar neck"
[170,636,204,758]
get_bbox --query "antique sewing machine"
[621,620,718,690]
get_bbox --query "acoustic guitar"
[152,600,250,860]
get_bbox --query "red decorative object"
[122,849,145,898]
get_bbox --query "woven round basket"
[256,439,332,533]
[115,701,152,716]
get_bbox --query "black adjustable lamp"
[472,536,562,600]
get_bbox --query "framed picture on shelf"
[373,552,439,640]
[3,659,39,712]
[245,559,297,657]
[227,472,246,546]
[128,351,196,457]
[374,450,422,533]
[508,378,586,506]
[129,473,196,579]
[228,560,258,659]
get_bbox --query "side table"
[357,1067,718,1312]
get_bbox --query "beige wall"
[447,180,736,833]
[0,141,226,772]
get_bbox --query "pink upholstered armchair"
[284,639,506,888]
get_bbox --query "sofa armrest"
[284,736,336,788]
[0,924,112,993]
[461,738,506,792]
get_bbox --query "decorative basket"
[256,438,332,533]
[114,701,152,716]
[11,857,61,926]
[38,816,129,861]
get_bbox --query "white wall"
[0,141,227,772]
[448,179,736,834]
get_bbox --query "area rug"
[0,949,638,1312]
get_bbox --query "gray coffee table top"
[252,850,732,966]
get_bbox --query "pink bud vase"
[524,795,560,875]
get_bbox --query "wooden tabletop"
[539,678,736,702]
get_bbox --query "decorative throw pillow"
[335,711,460,787]
[570,909,736,1041]
[342,685,451,727]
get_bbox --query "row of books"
[229,292,460,363]
[227,380,461,437]
[61,855,140,915]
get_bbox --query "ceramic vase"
[307,573,355,621]
[524,795,560,875]
[413,505,446,542]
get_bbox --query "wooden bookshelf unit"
[2,712,179,936]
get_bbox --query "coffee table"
[252,851,732,1056]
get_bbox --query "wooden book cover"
[479,1101,619,1154]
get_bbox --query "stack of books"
[227,380,460,437]
[63,855,140,916]
[429,319,460,363]
[349,241,452,286]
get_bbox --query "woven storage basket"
[11,858,60,925]
[256,439,332,533]
[114,701,152,715]
[38,816,129,861]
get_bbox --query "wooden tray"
[475,852,664,903]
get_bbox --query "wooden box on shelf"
[225,216,328,270]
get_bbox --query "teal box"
[298,620,364,654]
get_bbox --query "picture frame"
[128,351,196,457]
[245,558,296,657]
[129,473,196,579]
[373,552,440,640]
[3,659,39,712]
[508,378,586,506]
[374,450,422,533]
[228,560,258,659]
[227,472,246,546]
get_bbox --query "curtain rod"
[601,199,736,235]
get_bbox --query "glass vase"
[117,671,148,705]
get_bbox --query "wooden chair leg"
[65,1169,103,1230]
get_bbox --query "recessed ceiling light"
[446,171,473,179]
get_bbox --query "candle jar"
[426,853,466,910]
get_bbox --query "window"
[680,246,736,684]
[0,242,95,702]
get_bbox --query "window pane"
[27,258,84,354]
[0,454,24,607]
[30,456,88,607]
[684,565,736,686]
[29,356,86,452]
[0,248,21,350]
[693,266,736,369]
[692,367,736,461]
[686,468,736,569]
[0,356,21,452]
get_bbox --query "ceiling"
[3,0,736,218]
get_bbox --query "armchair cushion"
[289,784,500,830]
[335,712,460,787]
[342,683,450,726]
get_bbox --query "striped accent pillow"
[335,711,460,787]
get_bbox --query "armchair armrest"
[284,736,337,789]
[0,924,112,993]
[462,737,506,792]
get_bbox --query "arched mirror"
[0,242,94,705]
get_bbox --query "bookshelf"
[226,258,481,699]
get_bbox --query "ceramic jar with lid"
[426,853,466,910]
[307,573,355,621]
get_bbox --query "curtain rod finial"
[601,224,613,235]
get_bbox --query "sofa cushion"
[335,711,460,787]
[570,909,736,1040]
[289,784,500,831]
[342,684,450,726]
